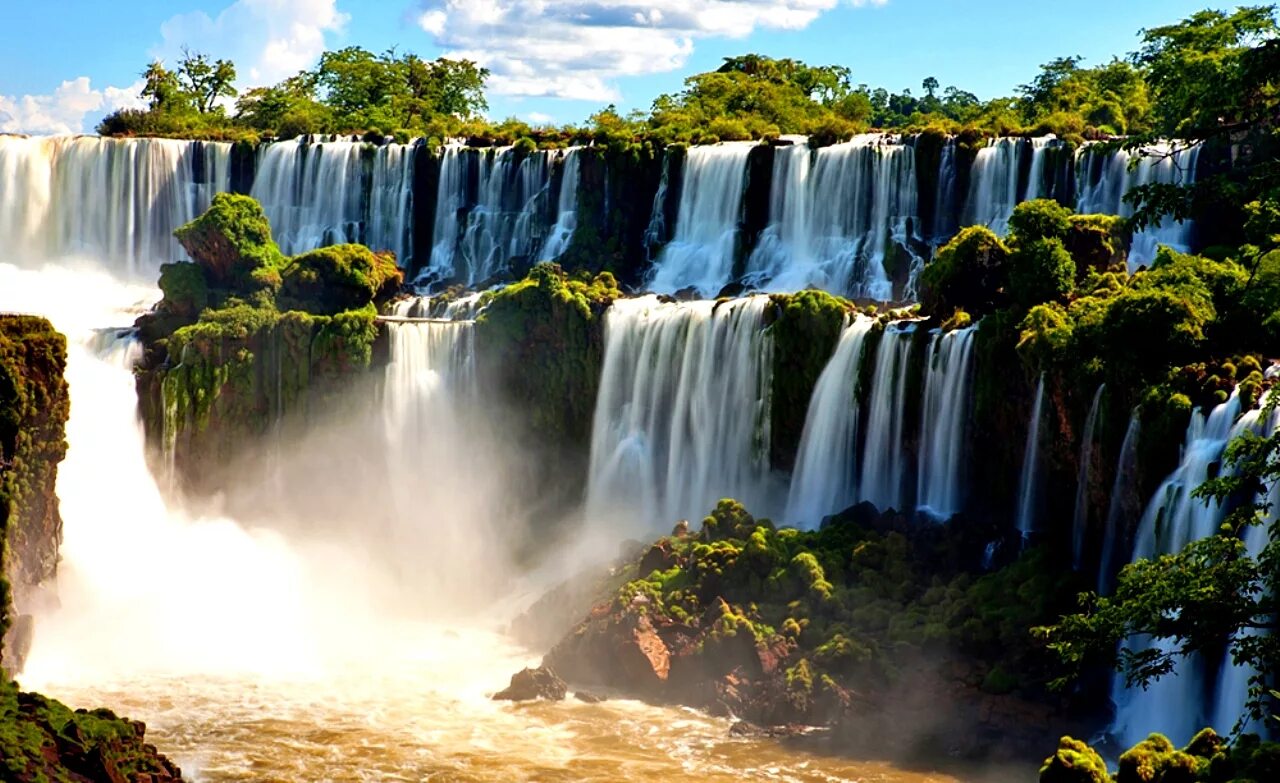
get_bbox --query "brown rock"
[494,666,567,701]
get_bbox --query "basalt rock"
[493,666,567,701]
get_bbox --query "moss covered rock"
[0,316,69,674]
[766,290,851,470]
[0,678,184,782]
[1040,736,1110,783]
[174,192,285,296]
[281,244,403,315]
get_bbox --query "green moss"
[174,192,285,296]
[157,262,210,318]
[1116,733,1203,783]
[0,317,69,665]
[281,244,403,315]
[920,225,1012,318]
[766,290,851,470]
[1039,736,1111,783]
[1009,238,1076,309]
[474,263,619,449]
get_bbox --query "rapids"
[1,262,1005,782]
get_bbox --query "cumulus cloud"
[1,0,347,134]
[414,0,887,101]
[0,78,145,135]
[153,0,349,85]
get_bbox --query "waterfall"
[539,148,582,261]
[1024,136,1055,201]
[963,138,1023,235]
[585,295,775,531]
[916,326,978,519]
[250,136,416,262]
[648,143,756,296]
[382,319,476,457]
[0,135,230,277]
[784,318,875,526]
[1109,392,1267,747]
[1015,374,1046,538]
[1209,405,1280,736]
[1099,411,1142,594]
[858,322,916,511]
[1072,384,1106,569]
[368,143,417,265]
[457,147,551,282]
[643,147,675,255]
[930,139,959,243]
[1075,142,1200,270]
[744,135,919,300]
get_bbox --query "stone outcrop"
[0,315,70,675]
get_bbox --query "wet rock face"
[493,666,568,701]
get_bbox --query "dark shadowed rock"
[494,666,567,701]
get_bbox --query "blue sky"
[0,0,1220,134]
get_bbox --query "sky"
[0,0,1224,134]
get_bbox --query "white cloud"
[0,78,145,135]
[154,0,349,85]
[525,111,555,124]
[414,0,887,101]
[1,0,348,135]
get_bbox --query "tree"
[177,48,237,114]
[1040,411,1280,730]
[922,76,940,100]
[140,60,186,113]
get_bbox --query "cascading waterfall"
[458,147,551,282]
[252,136,416,261]
[539,148,582,261]
[585,295,776,531]
[1076,142,1200,270]
[1015,374,1046,539]
[963,137,1024,235]
[0,135,229,276]
[648,143,756,296]
[784,318,875,526]
[1209,408,1280,736]
[858,323,916,511]
[744,135,919,300]
[1071,384,1106,569]
[1099,411,1141,594]
[929,139,959,243]
[1110,393,1269,747]
[916,326,978,519]
[426,144,467,281]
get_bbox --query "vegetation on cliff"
[136,193,403,493]
[0,679,184,783]
[1040,729,1280,783]
[474,263,620,450]
[543,498,1083,756]
[0,316,69,673]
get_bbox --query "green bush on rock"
[280,244,403,315]
[174,193,285,297]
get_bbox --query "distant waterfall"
[930,139,959,243]
[539,148,582,262]
[858,323,916,511]
[1015,375,1046,538]
[648,143,756,296]
[745,135,919,300]
[1110,393,1268,747]
[784,318,875,526]
[916,326,978,519]
[586,296,775,531]
[1210,409,1280,736]
[457,147,551,282]
[963,138,1023,235]
[1072,384,1106,569]
[1076,142,1200,270]
[0,135,230,276]
[251,136,416,261]
[383,319,475,435]
[1099,411,1141,594]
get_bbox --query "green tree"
[140,60,187,113]
[177,48,238,114]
